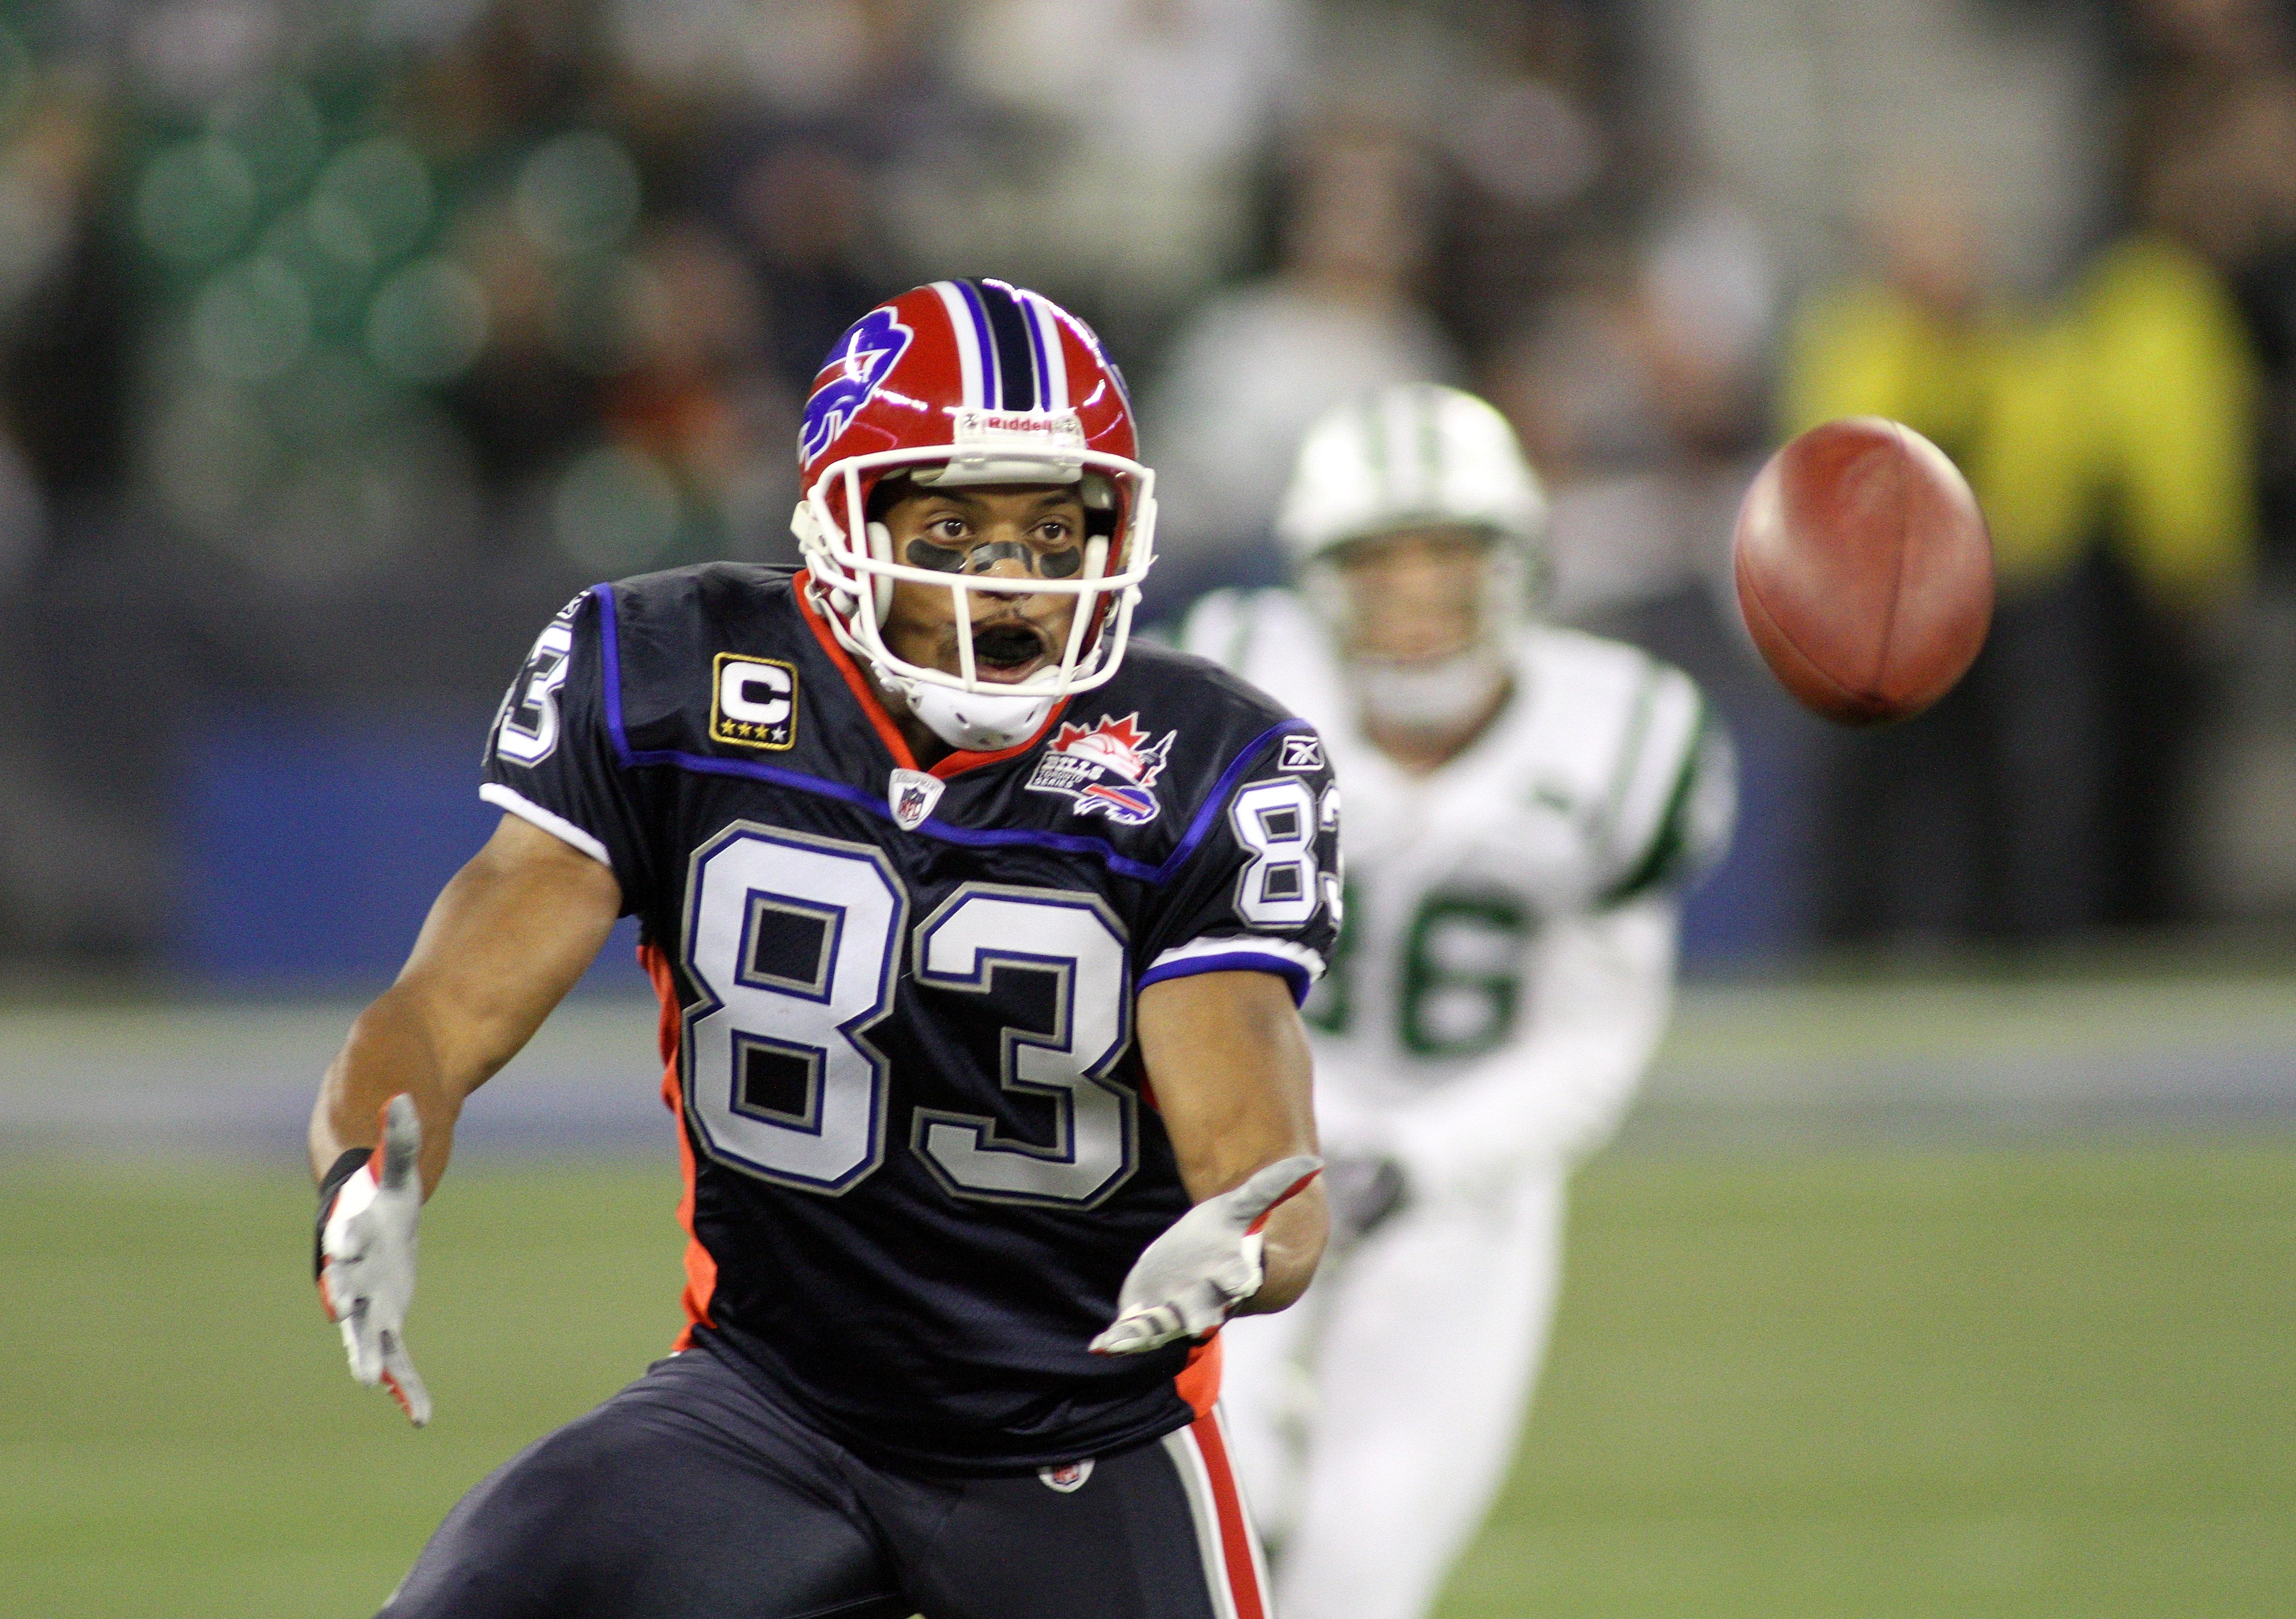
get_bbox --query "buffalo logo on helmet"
[800,307,914,463]
[792,281,1159,754]
[1024,713,1174,826]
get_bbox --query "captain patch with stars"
[709,653,798,750]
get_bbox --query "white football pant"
[1220,1168,1566,1619]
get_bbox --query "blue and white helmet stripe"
[1018,286,1069,411]
[929,279,1073,413]
[976,280,1040,410]
[929,280,986,408]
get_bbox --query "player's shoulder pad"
[1107,636,1301,735]
[1107,638,1322,753]
[590,562,806,755]
[1080,637,1329,832]
[1523,625,1735,905]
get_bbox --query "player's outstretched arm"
[1091,969,1328,1353]
[309,812,622,1194]
[309,813,619,1422]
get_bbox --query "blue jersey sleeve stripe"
[1137,950,1313,1006]
[614,718,1311,885]
[622,744,1174,881]
[606,717,1306,885]
[1148,718,1313,885]
[594,579,634,766]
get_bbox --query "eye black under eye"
[1037,547,1082,578]
[905,540,965,572]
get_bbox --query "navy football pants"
[379,1343,1269,1619]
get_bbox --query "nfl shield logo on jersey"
[1025,714,1174,826]
[1037,1458,1094,1493]
[888,768,944,831]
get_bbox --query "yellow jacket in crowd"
[1783,233,2258,616]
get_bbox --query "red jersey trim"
[791,580,1071,782]
[1176,1332,1222,1420]
[640,941,718,1346]
[794,582,918,769]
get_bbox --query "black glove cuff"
[314,1147,374,1278]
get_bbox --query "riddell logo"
[950,408,1084,447]
[1024,713,1174,827]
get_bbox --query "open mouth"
[970,621,1048,680]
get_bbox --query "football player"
[310,279,1342,1619]
[1181,384,1734,1619]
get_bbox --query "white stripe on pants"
[1219,1169,1568,1619]
[1161,1408,1274,1619]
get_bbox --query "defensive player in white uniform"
[1181,384,1734,1619]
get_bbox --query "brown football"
[1734,417,1994,725]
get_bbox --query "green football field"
[2,1141,2290,1618]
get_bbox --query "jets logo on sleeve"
[1025,713,1175,826]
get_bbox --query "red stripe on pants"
[1190,1412,1267,1619]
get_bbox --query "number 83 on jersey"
[677,789,1335,1211]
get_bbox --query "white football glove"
[1090,1154,1322,1356]
[316,1094,432,1426]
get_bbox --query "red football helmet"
[793,278,1158,750]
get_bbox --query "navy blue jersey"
[481,565,1339,1473]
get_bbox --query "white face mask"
[1347,647,1510,734]
[894,673,1058,752]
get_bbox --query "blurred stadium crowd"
[0,0,2291,975]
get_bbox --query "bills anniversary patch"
[1025,713,1174,826]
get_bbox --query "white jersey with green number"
[1180,589,1733,1195]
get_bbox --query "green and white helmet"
[1274,385,1550,731]
[1275,383,1548,572]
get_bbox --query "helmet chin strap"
[895,676,1058,753]
[1349,647,1510,734]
